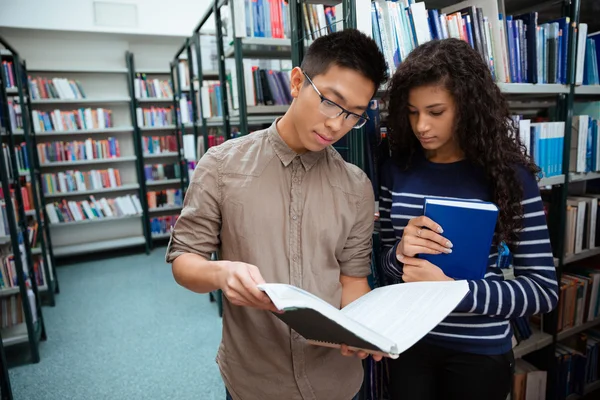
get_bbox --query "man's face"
[289,65,375,152]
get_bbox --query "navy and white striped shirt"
[378,154,559,355]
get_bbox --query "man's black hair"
[300,29,388,92]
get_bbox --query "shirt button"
[293,255,298,261]
[293,177,299,183]
[292,215,297,220]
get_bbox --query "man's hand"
[218,261,280,312]
[398,254,454,283]
[340,344,383,362]
[397,216,452,260]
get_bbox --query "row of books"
[151,215,178,235]
[144,163,181,182]
[45,194,143,224]
[31,108,114,133]
[2,142,29,177]
[147,190,183,209]
[133,75,172,99]
[0,252,44,291]
[555,330,600,399]
[1,61,16,89]
[0,289,37,329]
[301,4,337,40]
[513,359,547,400]
[579,26,599,85]
[177,94,193,125]
[1,98,22,131]
[136,106,174,128]
[559,270,600,333]
[248,67,292,106]
[36,138,121,164]
[27,76,86,100]
[570,115,600,174]
[142,136,178,155]
[0,293,25,329]
[564,196,599,256]
[41,168,123,195]
[372,1,497,77]
[237,0,290,39]
[370,0,588,85]
[514,118,565,178]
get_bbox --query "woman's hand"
[396,216,453,260]
[398,254,454,282]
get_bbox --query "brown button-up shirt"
[166,119,374,400]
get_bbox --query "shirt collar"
[267,118,325,171]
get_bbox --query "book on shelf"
[230,0,291,39]
[258,280,469,358]
[0,98,23,131]
[27,76,86,100]
[147,189,182,209]
[45,194,143,224]
[142,136,178,155]
[30,108,113,133]
[371,0,575,85]
[577,29,600,86]
[37,137,121,163]
[563,194,600,257]
[2,143,30,178]
[151,215,178,235]
[144,163,181,182]
[1,61,16,89]
[513,359,547,400]
[133,74,172,99]
[512,116,566,179]
[41,168,123,195]
[0,248,45,291]
[136,106,174,128]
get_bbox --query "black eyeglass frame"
[302,70,370,129]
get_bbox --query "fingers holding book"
[340,344,383,362]
[397,216,452,260]
[218,261,281,313]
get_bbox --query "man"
[166,28,388,400]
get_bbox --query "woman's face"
[407,84,459,156]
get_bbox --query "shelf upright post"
[17,56,60,303]
[215,0,233,140]
[125,51,152,254]
[0,74,43,363]
[193,32,210,153]
[170,59,188,194]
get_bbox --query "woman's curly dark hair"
[385,38,540,250]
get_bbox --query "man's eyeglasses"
[302,71,369,129]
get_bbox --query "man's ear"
[290,67,305,99]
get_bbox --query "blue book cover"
[421,198,498,280]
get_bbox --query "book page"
[342,281,469,354]
[258,283,396,352]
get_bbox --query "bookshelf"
[126,51,185,249]
[26,57,149,258]
[0,40,59,307]
[0,38,48,365]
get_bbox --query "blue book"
[421,198,499,280]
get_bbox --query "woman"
[378,38,558,400]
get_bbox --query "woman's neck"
[425,143,464,163]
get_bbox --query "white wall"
[0,0,219,37]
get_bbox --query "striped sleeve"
[378,162,403,280]
[455,170,559,318]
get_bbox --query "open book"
[258,280,469,359]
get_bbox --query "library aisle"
[7,247,225,400]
